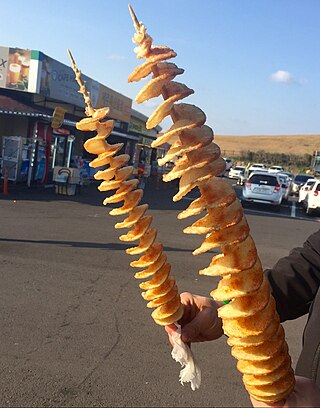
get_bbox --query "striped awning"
[0,95,78,126]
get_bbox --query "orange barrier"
[3,167,8,195]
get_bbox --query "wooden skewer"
[67,49,95,117]
[128,4,141,31]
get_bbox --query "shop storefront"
[0,94,80,186]
[0,46,160,191]
[129,110,166,183]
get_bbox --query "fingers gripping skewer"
[128,5,294,403]
[67,49,184,327]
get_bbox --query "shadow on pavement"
[4,178,317,221]
[0,237,202,253]
[0,179,189,211]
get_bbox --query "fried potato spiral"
[128,5,294,403]
[68,50,183,327]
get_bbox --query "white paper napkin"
[170,324,201,391]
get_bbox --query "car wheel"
[241,200,247,209]
[306,205,313,216]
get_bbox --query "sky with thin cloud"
[270,71,294,84]
[107,54,126,61]
[1,0,319,135]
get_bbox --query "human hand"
[250,376,320,407]
[165,292,223,345]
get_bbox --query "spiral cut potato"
[128,5,294,403]
[67,50,184,327]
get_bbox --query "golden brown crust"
[223,297,277,337]
[227,314,280,347]
[218,275,270,320]
[126,8,294,402]
[153,303,185,326]
[68,49,183,330]
[237,342,289,375]
[245,369,295,398]
[212,259,264,301]
[243,356,292,386]
[134,253,167,279]
[231,325,285,361]
[249,381,295,403]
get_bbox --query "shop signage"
[96,83,132,124]
[129,117,156,138]
[140,136,153,147]
[0,46,36,93]
[53,128,70,135]
[38,52,132,123]
[0,45,133,123]
[51,106,66,129]
[39,53,90,107]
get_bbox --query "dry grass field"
[215,134,320,156]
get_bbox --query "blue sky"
[1,0,319,135]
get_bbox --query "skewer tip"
[128,3,140,31]
[67,49,75,66]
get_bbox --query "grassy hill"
[215,134,320,156]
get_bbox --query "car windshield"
[249,174,278,186]
[295,175,311,183]
[234,166,245,171]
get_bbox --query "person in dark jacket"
[165,230,320,407]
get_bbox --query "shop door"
[1,136,23,181]
[51,134,74,168]
[52,135,68,168]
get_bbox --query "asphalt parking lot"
[0,179,318,407]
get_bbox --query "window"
[295,175,310,183]
[249,174,278,186]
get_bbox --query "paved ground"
[0,179,317,407]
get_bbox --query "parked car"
[291,174,312,195]
[278,173,290,200]
[304,180,320,215]
[229,165,246,180]
[248,163,268,177]
[298,178,317,204]
[280,171,294,190]
[242,171,284,209]
[268,165,284,174]
[280,171,294,181]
